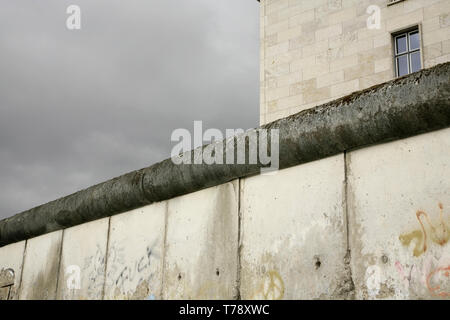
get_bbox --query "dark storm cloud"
[0,0,259,218]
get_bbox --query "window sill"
[387,0,406,6]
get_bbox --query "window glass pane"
[397,55,409,76]
[409,31,420,50]
[396,35,407,54]
[410,51,421,73]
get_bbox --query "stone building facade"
[259,0,450,124]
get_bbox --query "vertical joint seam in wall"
[235,178,243,300]
[343,151,355,298]
[344,152,350,251]
[6,284,11,300]
[160,201,169,300]
[16,240,27,300]
[54,229,65,299]
[101,217,112,300]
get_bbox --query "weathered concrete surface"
[347,127,450,299]
[0,268,14,287]
[1,62,449,248]
[104,202,166,300]
[56,218,109,300]
[162,181,239,299]
[240,155,352,299]
[0,268,16,300]
[19,231,62,300]
[0,241,25,300]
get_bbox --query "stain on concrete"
[26,242,61,300]
[162,182,238,300]
[399,203,449,257]
[331,250,355,300]
[251,270,285,300]
[111,280,151,300]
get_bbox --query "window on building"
[394,28,422,77]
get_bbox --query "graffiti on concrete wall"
[364,256,449,298]
[105,240,160,299]
[394,253,450,297]
[0,268,15,300]
[82,244,106,297]
[426,265,450,298]
[395,203,449,297]
[251,270,285,300]
[399,203,449,257]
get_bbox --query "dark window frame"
[393,27,422,77]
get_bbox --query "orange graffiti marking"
[426,266,450,298]
[399,203,449,257]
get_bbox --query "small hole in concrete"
[315,257,321,270]
[178,274,182,281]
[216,268,220,276]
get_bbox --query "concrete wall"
[0,241,25,300]
[240,154,352,299]
[347,127,450,299]
[260,0,450,124]
[0,127,448,300]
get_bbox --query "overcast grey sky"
[0,0,259,219]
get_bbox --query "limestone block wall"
[1,127,448,300]
[260,0,450,124]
